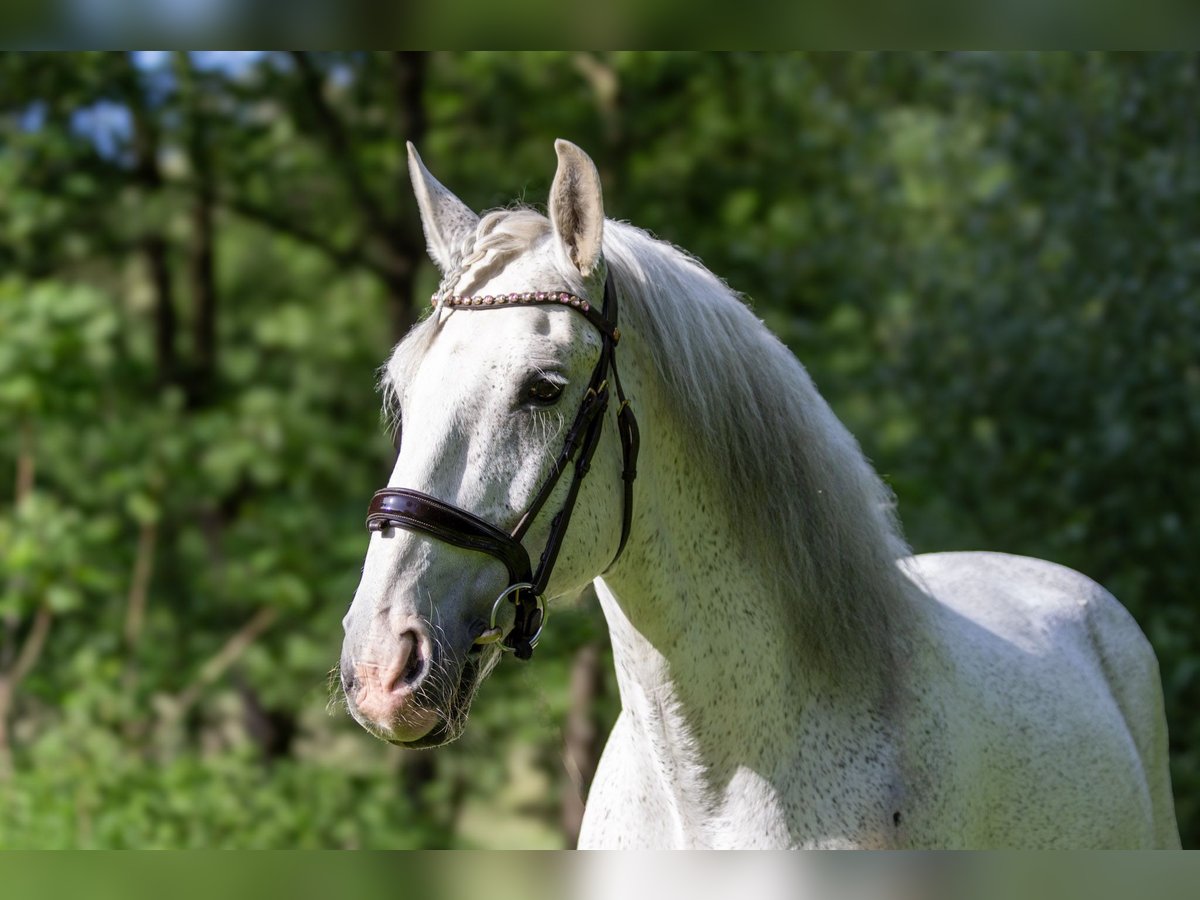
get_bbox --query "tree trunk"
[388,51,429,343]
[561,641,604,848]
[176,51,219,407]
[187,182,217,405]
[391,52,427,155]
[145,235,178,388]
[122,52,178,389]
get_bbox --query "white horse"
[339,139,1180,848]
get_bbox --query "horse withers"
[338,140,1180,849]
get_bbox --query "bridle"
[365,273,639,660]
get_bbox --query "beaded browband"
[433,290,621,344]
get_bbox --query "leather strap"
[510,378,611,543]
[508,278,619,657]
[613,370,640,562]
[530,374,610,596]
[368,489,533,586]
[600,278,639,565]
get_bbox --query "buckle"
[475,583,547,654]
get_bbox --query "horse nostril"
[340,662,356,697]
[398,629,428,687]
[401,650,422,685]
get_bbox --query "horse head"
[339,141,634,746]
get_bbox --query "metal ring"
[487,582,547,653]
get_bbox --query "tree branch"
[207,186,408,284]
[123,519,157,654]
[390,51,426,225]
[289,51,396,241]
[15,419,34,505]
[0,605,53,779]
[7,605,52,687]
[171,606,279,716]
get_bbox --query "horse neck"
[597,375,890,800]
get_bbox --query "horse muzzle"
[340,618,444,743]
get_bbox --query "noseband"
[365,274,639,659]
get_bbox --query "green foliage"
[1,736,431,849]
[0,52,1195,847]
[0,279,119,415]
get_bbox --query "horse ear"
[549,139,605,277]
[406,142,479,274]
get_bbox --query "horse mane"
[603,219,912,673]
[386,208,913,674]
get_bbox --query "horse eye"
[526,377,564,406]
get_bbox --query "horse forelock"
[380,208,557,434]
[383,207,911,675]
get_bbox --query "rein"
[366,274,639,659]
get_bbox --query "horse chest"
[587,584,911,847]
[582,675,912,849]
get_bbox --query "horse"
[338,139,1180,848]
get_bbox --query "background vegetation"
[0,52,1195,848]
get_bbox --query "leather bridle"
[365,274,639,660]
